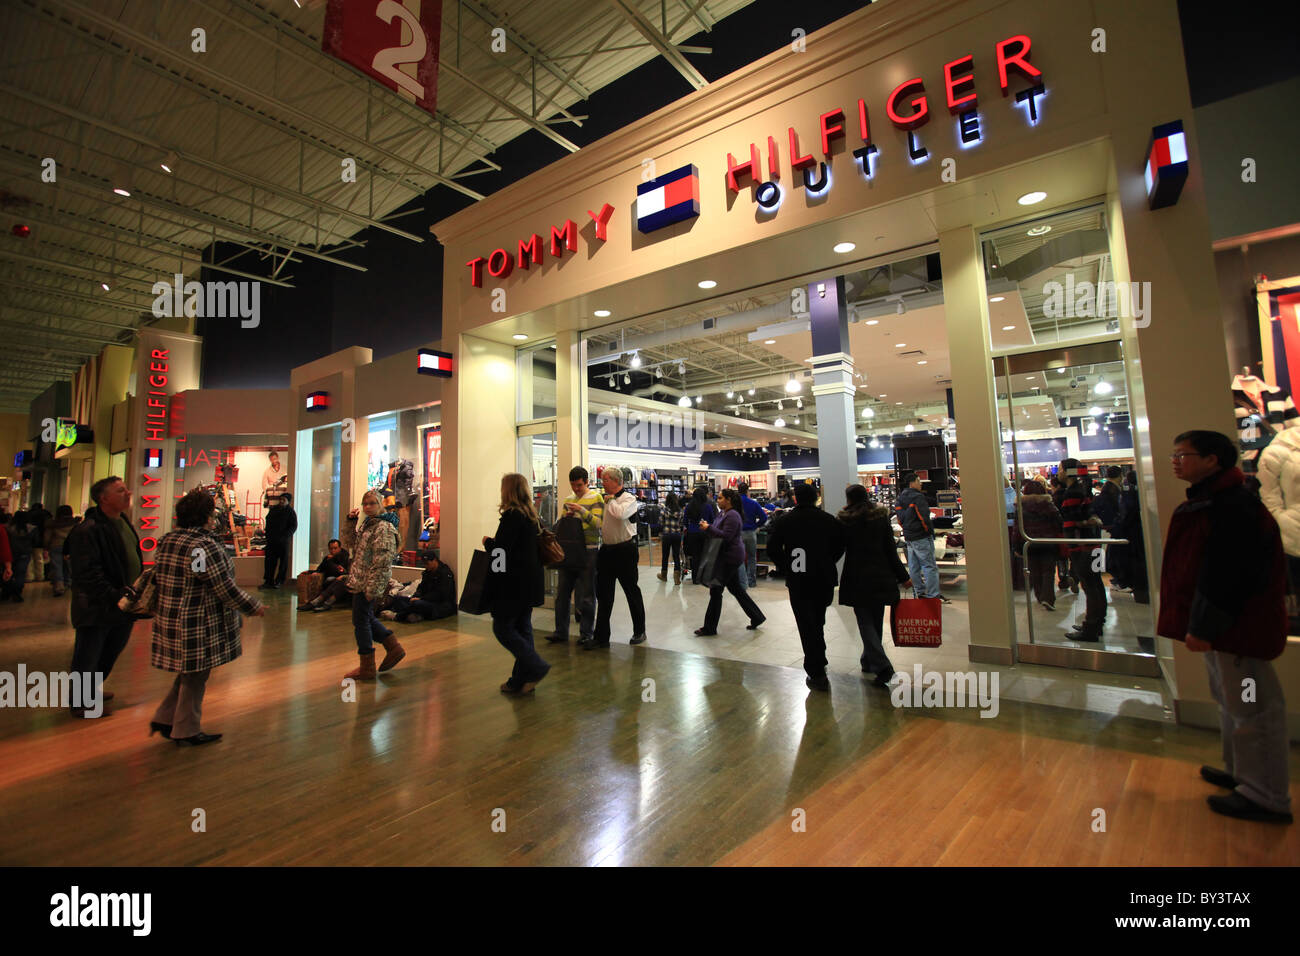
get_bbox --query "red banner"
[322,0,441,117]
[424,427,441,527]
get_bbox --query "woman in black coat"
[1,511,35,601]
[837,485,911,686]
[482,472,549,695]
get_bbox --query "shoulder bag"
[117,567,158,619]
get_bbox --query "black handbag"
[458,549,492,615]
[695,537,728,588]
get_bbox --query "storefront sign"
[1145,120,1188,210]
[55,419,78,451]
[417,348,454,377]
[306,390,330,411]
[321,0,441,117]
[424,427,441,526]
[464,206,614,287]
[143,349,170,442]
[636,164,700,233]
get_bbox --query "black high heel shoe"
[173,732,222,747]
[148,721,172,739]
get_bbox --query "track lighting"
[654,366,662,379]
[726,385,734,398]
[785,373,801,393]
[629,351,641,368]
[694,396,702,404]
[678,395,692,408]
[678,361,686,375]
[896,299,906,315]
[160,151,178,173]
[748,387,755,396]
[607,375,615,387]
[1094,375,1112,394]
[774,417,786,428]
[777,400,783,411]
[905,423,914,432]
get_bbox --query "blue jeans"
[741,530,758,588]
[351,592,391,653]
[905,537,940,598]
[555,548,597,640]
[492,606,550,685]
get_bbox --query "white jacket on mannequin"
[1258,425,1300,556]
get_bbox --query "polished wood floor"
[0,585,1296,866]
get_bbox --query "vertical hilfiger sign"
[1144,120,1188,210]
[725,34,1047,213]
[306,390,330,410]
[417,348,454,377]
[139,347,170,566]
[636,164,700,233]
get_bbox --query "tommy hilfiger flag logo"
[417,349,454,377]
[305,391,329,410]
[145,448,162,468]
[1144,120,1188,210]
[636,164,700,234]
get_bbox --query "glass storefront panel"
[517,427,558,598]
[367,404,441,562]
[516,343,557,422]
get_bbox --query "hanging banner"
[322,0,442,117]
[424,427,442,528]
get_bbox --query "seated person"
[314,539,350,582]
[297,539,353,611]
[380,550,457,623]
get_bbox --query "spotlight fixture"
[792,417,799,424]
[785,373,801,393]
[1088,406,1103,416]
[1113,397,1120,407]
[796,398,803,409]
[1094,376,1112,394]
[629,351,641,368]
[861,407,874,418]
[777,400,783,411]
[774,417,786,428]
[694,396,702,404]
[678,361,686,375]
[869,437,880,448]
[655,366,663,379]
[748,388,755,396]
[678,395,692,408]
[607,375,615,387]
[726,386,734,398]
[697,279,717,289]
[896,300,906,315]
[512,333,528,340]
[623,372,631,385]
[100,280,111,291]
[160,150,178,173]
[905,423,914,432]
[734,408,740,416]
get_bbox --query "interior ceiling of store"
[0,0,755,412]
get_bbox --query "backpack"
[553,514,587,569]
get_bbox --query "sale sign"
[322,0,442,117]
[424,427,441,526]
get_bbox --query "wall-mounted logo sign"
[321,0,441,117]
[13,450,32,468]
[417,348,454,377]
[724,34,1045,214]
[465,205,615,287]
[145,448,163,468]
[636,164,700,233]
[55,419,78,451]
[1144,120,1188,210]
[306,391,330,411]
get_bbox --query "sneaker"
[1206,791,1293,824]
[312,603,331,612]
[938,594,952,605]
[297,602,313,610]
[379,610,398,621]
[629,632,647,645]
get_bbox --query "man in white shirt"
[583,466,648,648]
[262,451,288,505]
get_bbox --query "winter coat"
[1093,481,1122,530]
[766,503,847,600]
[683,496,716,535]
[894,487,933,541]
[484,508,544,612]
[264,502,298,540]
[1156,467,1287,659]
[837,501,908,607]
[151,527,262,673]
[1257,424,1300,557]
[416,562,457,606]
[343,511,399,601]
[1053,480,1101,554]
[44,515,79,551]
[314,549,350,578]
[0,526,10,566]
[1016,493,1064,559]
[66,507,142,628]
[704,507,747,568]
[5,516,34,557]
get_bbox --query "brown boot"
[377,634,406,672]
[673,569,682,586]
[345,651,377,681]
[656,572,667,581]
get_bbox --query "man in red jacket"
[1159,430,1292,823]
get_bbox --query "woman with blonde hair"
[342,488,403,680]
[482,472,548,694]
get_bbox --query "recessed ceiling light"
[833,241,856,254]
[916,360,928,365]
[764,339,776,345]
[1001,325,1016,331]
[894,343,906,348]
[879,394,886,398]
[1027,225,1052,236]
[895,401,903,405]
[697,279,717,289]
[100,281,111,291]
[1017,191,1047,205]
[989,296,1006,303]
[861,407,874,418]
[512,333,528,340]
[1089,406,1103,416]
[594,309,611,317]
[865,319,879,326]
[112,187,131,197]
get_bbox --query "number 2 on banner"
[372,0,426,100]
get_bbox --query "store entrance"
[996,340,1158,676]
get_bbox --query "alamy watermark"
[0,666,103,717]
[890,665,1000,718]
[1041,275,1150,328]
[50,886,151,936]
[151,273,260,328]
[593,404,705,454]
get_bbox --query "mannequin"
[1257,421,1300,631]
[1231,370,1298,474]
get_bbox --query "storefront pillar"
[939,225,1016,665]
[808,276,857,515]
[768,441,782,490]
[555,329,586,472]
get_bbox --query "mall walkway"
[0,586,1295,866]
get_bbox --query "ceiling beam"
[608,0,708,91]
[439,62,581,153]
[0,281,144,321]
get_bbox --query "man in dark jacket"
[314,538,350,581]
[894,472,943,602]
[766,483,847,691]
[66,476,142,716]
[382,550,457,623]
[260,493,298,589]
[1159,430,1291,824]
[1054,458,1108,640]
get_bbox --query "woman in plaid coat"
[150,489,264,747]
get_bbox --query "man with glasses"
[1159,430,1291,823]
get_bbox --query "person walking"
[66,477,142,715]
[1112,471,1149,603]
[1048,475,1075,594]
[341,489,404,680]
[736,481,768,588]
[44,505,79,596]
[895,472,945,603]
[585,467,648,648]
[260,492,297,590]
[1159,430,1291,824]
[149,489,264,746]
[682,485,716,582]
[1018,479,1064,611]
[1,511,35,601]
[1054,458,1108,640]
[483,473,549,693]
[694,488,766,637]
[656,491,684,585]
[837,484,909,687]
[546,466,603,644]
[765,483,845,690]
[381,550,457,623]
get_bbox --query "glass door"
[517,420,559,600]
[994,340,1157,676]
